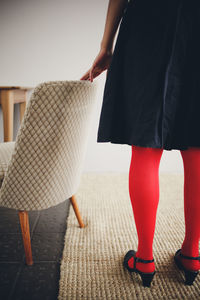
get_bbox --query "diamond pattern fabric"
[0,80,97,210]
[0,142,15,182]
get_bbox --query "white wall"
[0,0,184,173]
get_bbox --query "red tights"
[128,145,200,273]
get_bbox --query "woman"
[80,0,200,287]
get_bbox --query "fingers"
[80,68,94,82]
[80,69,90,81]
[80,65,104,82]
[89,68,94,82]
[90,63,103,81]
[80,75,89,81]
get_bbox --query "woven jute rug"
[58,172,200,300]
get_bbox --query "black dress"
[97,0,200,151]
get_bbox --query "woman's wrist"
[100,41,113,54]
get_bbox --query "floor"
[0,199,70,300]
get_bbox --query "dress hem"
[97,138,200,151]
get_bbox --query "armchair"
[0,80,97,265]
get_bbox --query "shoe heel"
[140,272,155,287]
[184,269,199,286]
[174,249,200,285]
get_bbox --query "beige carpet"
[58,172,200,300]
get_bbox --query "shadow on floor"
[0,199,70,300]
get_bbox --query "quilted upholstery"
[0,142,15,187]
[0,80,97,210]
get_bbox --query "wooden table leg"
[19,91,27,123]
[0,90,14,142]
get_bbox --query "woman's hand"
[80,47,113,82]
[80,0,128,82]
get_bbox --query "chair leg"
[18,210,33,265]
[69,195,85,228]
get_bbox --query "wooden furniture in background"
[0,86,33,142]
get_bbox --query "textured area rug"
[58,172,200,299]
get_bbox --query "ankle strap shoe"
[179,250,200,260]
[174,248,200,285]
[123,249,156,287]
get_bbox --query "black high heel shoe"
[123,250,156,287]
[174,249,200,285]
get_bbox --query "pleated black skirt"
[97,0,200,151]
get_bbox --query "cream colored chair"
[0,80,97,265]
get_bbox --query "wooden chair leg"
[69,195,85,228]
[18,210,33,265]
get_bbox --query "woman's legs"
[128,145,163,273]
[180,147,200,271]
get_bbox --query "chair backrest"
[0,80,98,210]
